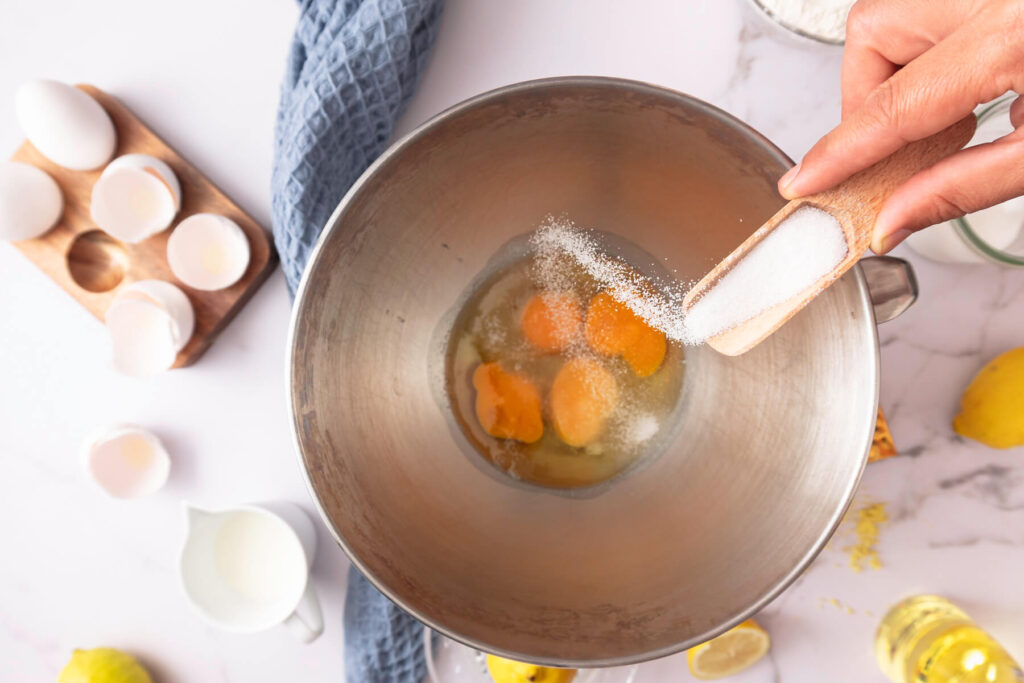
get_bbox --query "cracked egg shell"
[105,280,194,377]
[167,213,250,291]
[82,424,170,499]
[91,154,181,243]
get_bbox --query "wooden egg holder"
[8,85,277,368]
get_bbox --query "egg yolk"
[521,292,582,353]
[472,362,544,443]
[584,291,667,377]
[549,357,618,447]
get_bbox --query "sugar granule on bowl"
[627,413,660,444]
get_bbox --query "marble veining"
[1,1,1023,681]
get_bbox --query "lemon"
[485,654,577,682]
[953,347,1024,449]
[57,647,152,683]
[687,619,770,680]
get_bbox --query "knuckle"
[1002,2,1024,58]
[928,192,970,224]
[817,129,846,162]
[1004,134,1024,183]
[844,1,877,42]
[863,80,906,138]
[977,0,1024,69]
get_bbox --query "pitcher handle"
[284,581,324,643]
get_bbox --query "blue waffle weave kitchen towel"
[271,1,444,681]
[272,0,444,295]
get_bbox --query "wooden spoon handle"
[813,114,977,249]
[683,114,976,357]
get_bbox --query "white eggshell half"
[82,424,170,499]
[119,280,195,348]
[106,154,181,209]
[106,280,195,376]
[106,299,180,377]
[91,154,181,243]
[0,162,63,241]
[15,80,117,171]
[167,213,250,290]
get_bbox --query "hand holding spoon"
[682,115,976,356]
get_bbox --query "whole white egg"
[15,80,117,170]
[0,162,64,241]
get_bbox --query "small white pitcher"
[179,501,324,643]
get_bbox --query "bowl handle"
[860,256,919,324]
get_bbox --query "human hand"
[777,0,1024,253]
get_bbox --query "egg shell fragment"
[105,280,195,376]
[90,154,181,243]
[117,279,195,348]
[106,299,180,377]
[107,154,181,208]
[82,424,170,499]
[15,80,117,170]
[0,162,63,241]
[167,213,251,291]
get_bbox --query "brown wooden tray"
[9,84,277,368]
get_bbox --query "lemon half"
[954,347,1024,448]
[686,619,770,680]
[58,647,152,683]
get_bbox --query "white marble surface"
[1,1,1022,681]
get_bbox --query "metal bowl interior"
[289,78,878,666]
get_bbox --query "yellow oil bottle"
[876,595,1024,683]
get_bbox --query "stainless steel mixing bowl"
[288,77,903,666]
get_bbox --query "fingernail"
[778,162,802,197]
[874,228,912,254]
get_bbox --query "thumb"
[872,129,1024,253]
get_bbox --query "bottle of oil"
[876,595,1024,683]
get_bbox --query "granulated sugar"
[532,208,847,346]
[683,206,847,341]
[531,219,692,342]
[627,413,660,444]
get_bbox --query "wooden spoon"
[682,115,976,356]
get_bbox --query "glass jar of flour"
[746,0,854,45]
[905,95,1024,266]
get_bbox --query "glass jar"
[745,0,849,46]
[905,95,1024,266]
[876,595,1024,683]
